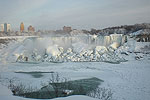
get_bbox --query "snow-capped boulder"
[95,46,107,54]
[58,47,64,53]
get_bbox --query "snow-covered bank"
[0,83,99,100]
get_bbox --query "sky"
[0,0,150,31]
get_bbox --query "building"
[63,26,72,33]
[20,22,24,32]
[28,25,35,32]
[1,24,4,32]
[1,23,11,33]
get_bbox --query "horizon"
[0,0,150,31]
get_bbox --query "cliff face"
[136,34,150,42]
[90,23,150,35]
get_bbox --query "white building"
[1,23,11,32]
[1,24,4,32]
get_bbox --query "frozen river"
[0,58,150,100]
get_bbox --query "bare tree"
[87,87,113,100]
[48,73,69,97]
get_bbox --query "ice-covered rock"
[66,48,73,54]
[58,47,64,53]
[95,46,107,55]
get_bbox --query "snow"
[52,95,99,100]
[0,84,12,96]
[0,84,35,100]
[117,37,150,53]
[130,29,150,36]
[0,60,150,100]
[134,42,150,53]
[0,35,150,100]
[130,30,143,36]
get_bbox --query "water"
[15,77,103,99]
[15,71,54,78]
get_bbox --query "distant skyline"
[0,0,150,31]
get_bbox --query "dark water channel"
[14,77,103,99]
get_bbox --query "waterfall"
[34,34,126,48]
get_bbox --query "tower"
[1,24,4,32]
[20,22,24,32]
[4,23,7,32]
[7,24,11,32]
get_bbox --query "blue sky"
[0,0,150,31]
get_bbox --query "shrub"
[87,87,113,100]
